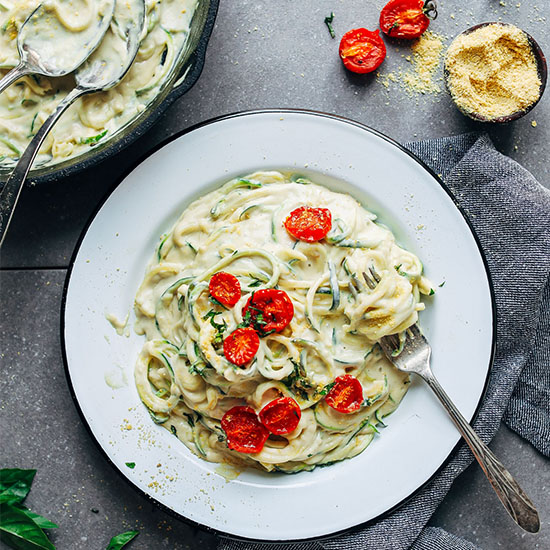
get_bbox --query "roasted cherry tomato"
[221,406,269,453]
[339,28,386,74]
[223,327,260,366]
[284,206,332,242]
[259,397,302,435]
[242,289,294,333]
[209,271,241,307]
[380,0,435,39]
[325,375,364,413]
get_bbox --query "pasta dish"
[0,0,198,167]
[134,171,432,473]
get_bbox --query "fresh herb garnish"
[79,130,107,145]
[183,413,195,428]
[429,288,435,296]
[125,462,136,469]
[209,295,228,310]
[202,310,227,346]
[283,360,313,400]
[438,281,446,287]
[317,381,335,396]
[106,530,139,550]
[170,425,178,437]
[0,468,58,550]
[324,12,335,38]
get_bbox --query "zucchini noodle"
[0,0,198,167]
[134,172,433,473]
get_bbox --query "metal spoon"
[0,0,116,95]
[0,0,146,246]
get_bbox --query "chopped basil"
[125,462,136,469]
[324,12,335,39]
[438,281,446,287]
[106,530,139,550]
[429,288,435,296]
[79,130,107,145]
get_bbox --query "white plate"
[63,110,495,542]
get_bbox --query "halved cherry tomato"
[223,327,259,366]
[259,397,301,435]
[380,0,433,39]
[221,406,269,453]
[325,375,364,413]
[284,206,332,242]
[209,272,241,307]
[339,28,386,74]
[242,289,294,334]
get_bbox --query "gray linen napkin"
[218,133,550,550]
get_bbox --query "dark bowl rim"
[60,108,497,545]
[443,21,547,123]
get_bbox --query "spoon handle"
[420,368,540,533]
[0,86,85,246]
[0,62,31,95]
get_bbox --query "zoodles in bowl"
[0,0,198,168]
[134,171,433,473]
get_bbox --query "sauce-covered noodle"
[0,0,198,167]
[134,172,433,473]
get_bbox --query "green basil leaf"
[106,530,139,550]
[0,503,55,550]
[14,507,58,530]
[0,481,32,504]
[0,470,36,494]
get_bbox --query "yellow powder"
[445,24,542,119]
[401,31,445,95]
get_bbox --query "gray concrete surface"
[1,0,548,548]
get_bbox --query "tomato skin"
[209,272,241,307]
[339,28,386,74]
[223,327,260,366]
[259,397,302,435]
[284,206,332,242]
[242,289,294,334]
[221,406,269,453]
[325,375,364,413]
[380,0,430,39]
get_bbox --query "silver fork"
[358,268,540,533]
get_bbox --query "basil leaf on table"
[0,469,37,503]
[14,507,58,530]
[0,503,55,550]
[106,530,139,550]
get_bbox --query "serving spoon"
[0,0,116,95]
[0,0,146,246]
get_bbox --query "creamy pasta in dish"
[0,0,198,167]
[134,172,432,473]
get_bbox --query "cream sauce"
[0,0,198,166]
[133,172,433,473]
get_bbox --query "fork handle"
[421,369,540,533]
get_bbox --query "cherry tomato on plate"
[259,397,301,435]
[325,375,364,413]
[380,0,436,39]
[284,206,332,242]
[339,28,386,74]
[223,327,260,366]
[242,289,294,334]
[221,406,269,453]
[209,271,241,307]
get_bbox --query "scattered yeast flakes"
[401,31,446,95]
